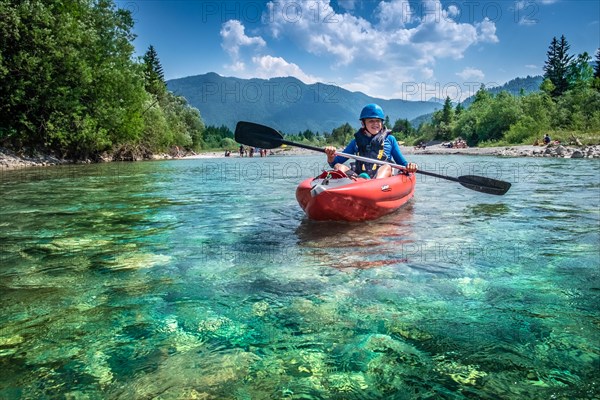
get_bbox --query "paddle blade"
[458,175,511,196]
[235,121,284,149]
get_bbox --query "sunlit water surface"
[0,155,598,399]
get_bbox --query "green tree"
[453,90,521,145]
[553,86,600,131]
[593,48,600,91]
[0,0,206,158]
[567,52,594,89]
[302,129,315,141]
[473,84,490,104]
[0,0,148,157]
[441,96,454,125]
[455,102,464,117]
[543,35,574,98]
[392,118,415,136]
[384,115,391,129]
[504,92,553,144]
[453,85,492,145]
[428,96,455,140]
[540,78,556,96]
[202,125,232,149]
[143,45,166,98]
[329,123,354,145]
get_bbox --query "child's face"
[363,118,382,135]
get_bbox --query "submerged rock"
[433,356,488,385]
[0,334,24,346]
[386,321,433,341]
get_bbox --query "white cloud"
[228,61,246,72]
[266,0,382,65]
[476,18,499,43]
[220,20,266,61]
[219,19,320,83]
[376,0,413,30]
[341,65,439,101]
[251,55,320,83]
[264,0,498,68]
[446,4,460,18]
[517,17,538,26]
[214,0,502,98]
[456,67,485,81]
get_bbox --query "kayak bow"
[296,170,415,221]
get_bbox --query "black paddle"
[235,121,511,196]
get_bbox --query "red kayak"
[296,170,416,221]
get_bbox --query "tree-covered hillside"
[0,0,204,159]
[409,37,599,147]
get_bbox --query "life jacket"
[354,128,389,178]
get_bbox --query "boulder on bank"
[0,148,67,169]
[112,144,153,161]
[498,144,600,158]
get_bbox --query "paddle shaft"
[234,121,510,195]
[279,138,458,182]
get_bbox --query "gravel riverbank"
[2,143,599,170]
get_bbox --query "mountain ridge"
[167,73,544,133]
[166,73,442,134]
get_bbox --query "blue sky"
[118,0,599,102]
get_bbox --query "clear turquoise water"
[0,155,598,399]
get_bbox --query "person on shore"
[543,134,551,145]
[324,103,417,179]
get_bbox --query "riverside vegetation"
[0,0,599,163]
[0,0,203,161]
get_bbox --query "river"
[0,154,598,399]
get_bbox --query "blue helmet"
[359,103,385,120]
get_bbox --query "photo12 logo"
[200,2,263,23]
[200,1,343,24]
[194,161,324,184]
[198,80,339,104]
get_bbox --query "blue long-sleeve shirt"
[328,134,409,168]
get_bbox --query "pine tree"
[543,35,573,97]
[441,96,454,125]
[473,84,490,104]
[143,45,166,97]
[384,115,391,129]
[455,103,464,116]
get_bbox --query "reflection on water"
[0,156,599,399]
[296,206,417,270]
